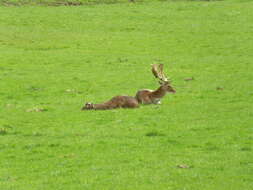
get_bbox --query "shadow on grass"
[0,128,8,135]
[145,131,165,137]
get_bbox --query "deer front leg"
[152,98,161,104]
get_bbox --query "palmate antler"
[152,64,170,84]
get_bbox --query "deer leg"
[152,99,161,104]
[153,101,161,105]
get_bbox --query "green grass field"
[0,0,253,189]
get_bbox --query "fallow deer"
[135,64,176,104]
[82,95,139,110]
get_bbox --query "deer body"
[135,82,175,104]
[82,95,139,110]
[82,64,175,110]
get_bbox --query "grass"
[0,0,253,189]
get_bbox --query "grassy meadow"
[0,0,253,189]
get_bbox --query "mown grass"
[0,0,253,190]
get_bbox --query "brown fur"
[82,95,139,110]
[135,82,176,104]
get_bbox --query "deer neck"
[151,86,167,98]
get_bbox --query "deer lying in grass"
[135,64,176,104]
[82,95,139,110]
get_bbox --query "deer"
[135,64,176,105]
[81,95,139,110]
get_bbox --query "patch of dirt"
[0,1,83,6]
[26,107,47,112]
[177,164,191,169]
[41,1,83,6]
[0,0,133,7]
[216,87,224,91]
[184,77,194,81]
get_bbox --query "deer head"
[152,64,176,93]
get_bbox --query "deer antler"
[151,64,160,79]
[152,64,169,84]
